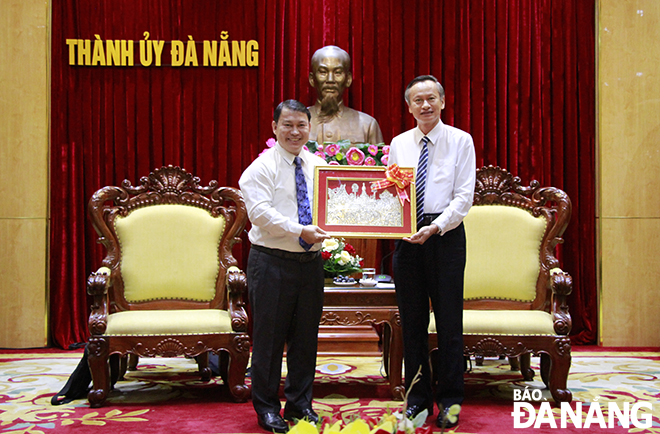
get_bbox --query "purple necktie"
[294,156,313,251]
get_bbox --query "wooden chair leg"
[87,337,110,408]
[508,356,520,371]
[548,339,572,403]
[128,354,139,371]
[520,353,534,381]
[226,335,251,402]
[196,351,211,382]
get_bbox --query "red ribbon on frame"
[370,164,413,206]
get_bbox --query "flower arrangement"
[321,238,363,277]
[288,367,462,434]
[287,404,461,434]
[287,412,428,434]
[259,138,390,167]
[306,140,389,166]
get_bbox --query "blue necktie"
[294,156,313,251]
[416,136,430,226]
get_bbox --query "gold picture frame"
[312,166,417,238]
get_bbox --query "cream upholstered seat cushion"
[105,309,233,335]
[463,206,547,302]
[114,204,225,302]
[429,310,555,336]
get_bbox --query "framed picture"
[312,166,417,238]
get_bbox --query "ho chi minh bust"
[308,45,384,145]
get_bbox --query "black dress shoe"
[436,408,459,429]
[257,412,289,433]
[283,407,319,424]
[405,403,433,419]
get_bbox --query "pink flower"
[329,161,340,165]
[368,145,379,156]
[315,151,326,159]
[380,154,389,165]
[266,138,276,148]
[325,143,340,157]
[303,145,309,152]
[317,144,324,152]
[346,147,366,165]
[382,145,390,155]
[364,156,376,166]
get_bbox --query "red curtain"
[50,0,596,348]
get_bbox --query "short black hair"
[274,99,311,122]
[404,75,445,103]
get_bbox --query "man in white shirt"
[239,100,329,433]
[388,75,476,429]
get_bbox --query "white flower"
[337,250,352,265]
[395,413,414,432]
[322,238,339,252]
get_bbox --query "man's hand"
[301,225,330,245]
[403,223,439,245]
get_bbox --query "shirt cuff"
[431,218,446,236]
[291,222,305,237]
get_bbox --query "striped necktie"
[294,156,313,251]
[415,136,430,226]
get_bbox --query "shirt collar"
[414,120,445,147]
[275,142,306,166]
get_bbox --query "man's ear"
[309,72,316,89]
[345,72,353,89]
[272,120,278,136]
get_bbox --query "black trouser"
[247,246,325,415]
[393,222,466,409]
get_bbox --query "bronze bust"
[308,45,384,145]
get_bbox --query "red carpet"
[1,350,658,433]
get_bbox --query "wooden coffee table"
[319,283,404,400]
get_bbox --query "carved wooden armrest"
[87,267,112,335]
[549,268,573,335]
[226,266,248,332]
[87,267,111,296]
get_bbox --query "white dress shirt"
[239,142,327,252]
[389,120,476,235]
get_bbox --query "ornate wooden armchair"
[85,166,251,407]
[429,166,573,402]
